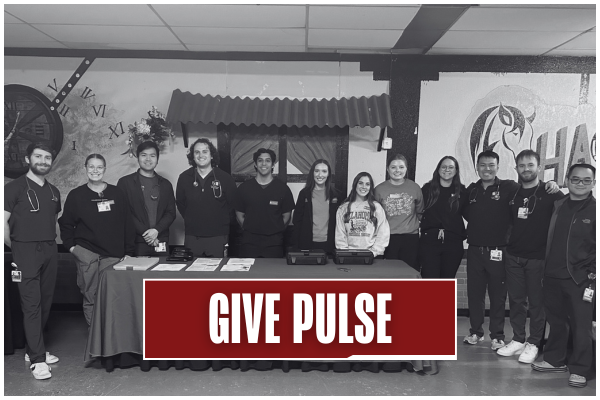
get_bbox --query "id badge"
[490,250,503,261]
[97,201,111,212]
[11,270,22,283]
[154,242,167,253]
[583,287,594,302]
[517,207,528,219]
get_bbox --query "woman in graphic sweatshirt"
[335,172,390,256]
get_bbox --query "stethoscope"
[509,181,541,215]
[26,177,58,213]
[469,181,500,204]
[193,168,222,198]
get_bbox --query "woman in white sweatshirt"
[335,172,390,256]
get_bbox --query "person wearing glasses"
[292,159,343,255]
[496,150,564,364]
[4,143,61,380]
[419,156,467,279]
[374,154,423,270]
[59,154,135,326]
[117,141,176,256]
[532,163,596,389]
[462,150,559,352]
[335,172,390,256]
[176,138,238,257]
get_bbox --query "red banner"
[143,279,456,360]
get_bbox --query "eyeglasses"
[87,166,105,172]
[440,166,455,171]
[569,177,594,185]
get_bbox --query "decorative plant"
[124,106,174,157]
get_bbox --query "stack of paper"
[113,256,159,271]
[151,264,187,271]
[186,258,223,272]
[221,258,255,272]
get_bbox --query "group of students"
[4,140,595,386]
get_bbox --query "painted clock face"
[4,84,64,179]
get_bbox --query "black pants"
[11,241,58,364]
[384,233,419,271]
[240,231,284,258]
[466,245,507,340]
[543,276,594,378]
[504,252,545,346]
[419,230,464,279]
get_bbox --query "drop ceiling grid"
[4,4,162,26]
[30,24,180,44]
[173,27,306,47]
[432,30,586,51]
[309,29,404,49]
[308,5,419,30]
[450,7,597,32]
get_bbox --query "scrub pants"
[542,276,594,378]
[419,230,465,279]
[384,233,419,271]
[504,252,545,346]
[11,240,58,365]
[466,245,507,340]
[71,245,119,325]
[185,235,228,258]
[240,231,284,258]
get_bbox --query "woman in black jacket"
[292,159,343,254]
[419,156,468,278]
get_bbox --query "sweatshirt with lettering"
[335,200,390,256]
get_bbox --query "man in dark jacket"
[532,163,596,388]
[117,141,176,256]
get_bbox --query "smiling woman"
[58,154,135,326]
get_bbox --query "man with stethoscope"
[462,150,559,352]
[175,138,238,257]
[496,150,564,364]
[4,143,61,380]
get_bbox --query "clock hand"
[4,111,20,146]
[15,109,45,131]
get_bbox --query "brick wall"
[456,257,510,311]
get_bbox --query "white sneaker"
[30,362,51,380]
[491,339,505,351]
[463,333,484,345]
[497,340,525,356]
[518,342,539,364]
[25,352,59,364]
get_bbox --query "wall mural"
[455,83,595,185]
[416,72,595,186]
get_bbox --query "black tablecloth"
[86,258,438,374]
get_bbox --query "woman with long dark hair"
[335,172,389,256]
[418,156,467,278]
[292,159,343,254]
[374,154,423,270]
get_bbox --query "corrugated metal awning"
[166,89,393,129]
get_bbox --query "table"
[85,258,438,375]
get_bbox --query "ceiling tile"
[5,24,56,42]
[152,5,306,28]
[4,12,23,23]
[174,27,305,46]
[451,7,596,32]
[32,25,179,44]
[544,49,596,56]
[555,32,596,50]
[5,40,67,49]
[309,5,419,29]
[5,4,162,26]
[186,44,306,52]
[309,29,402,49]
[433,31,579,50]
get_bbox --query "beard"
[519,171,538,183]
[30,163,52,176]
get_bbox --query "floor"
[4,312,596,396]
